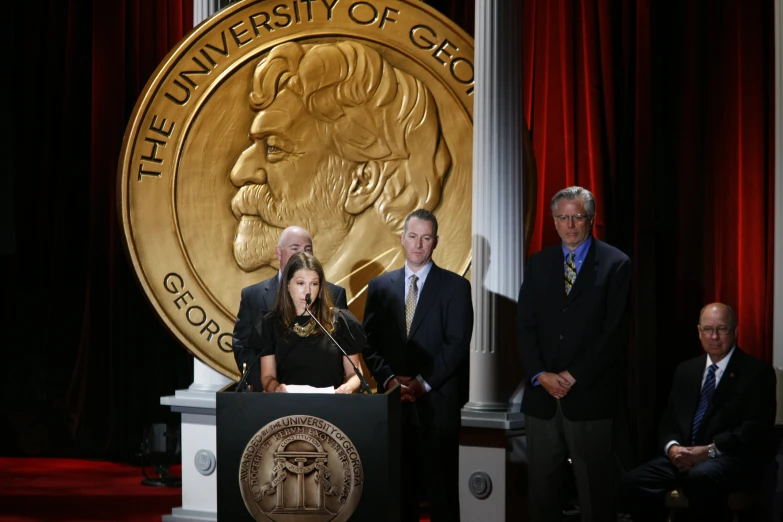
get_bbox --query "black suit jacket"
[232,274,347,390]
[517,238,631,421]
[659,347,776,463]
[362,264,473,432]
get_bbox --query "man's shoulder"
[431,264,469,286]
[327,281,346,294]
[368,268,403,288]
[527,244,562,264]
[593,239,630,263]
[241,275,277,295]
[730,347,774,374]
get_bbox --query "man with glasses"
[518,186,632,521]
[621,303,776,522]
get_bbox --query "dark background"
[3,0,775,466]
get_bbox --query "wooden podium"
[216,388,401,521]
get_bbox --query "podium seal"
[239,415,363,522]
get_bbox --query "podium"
[216,388,401,521]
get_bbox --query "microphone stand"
[235,359,259,392]
[304,294,372,395]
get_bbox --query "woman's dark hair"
[272,251,335,333]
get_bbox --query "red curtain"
[6,0,193,458]
[4,0,775,460]
[442,0,775,458]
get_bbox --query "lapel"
[263,275,280,309]
[408,264,441,338]
[387,268,407,340]
[682,355,708,432]
[564,239,597,305]
[703,347,742,423]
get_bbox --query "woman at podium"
[251,252,366,393]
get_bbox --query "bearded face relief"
[230,90,354,271]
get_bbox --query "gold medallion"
[239,415,363,521]
[118,0,477,378]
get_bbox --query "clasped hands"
[538,371,576,399]
[385,376,426,402]
[667,445,710,471]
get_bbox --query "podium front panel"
[217,391,400,522]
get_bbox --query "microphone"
[304,293,372,394]
[235,359,258,393]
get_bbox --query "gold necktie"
[405,275,419,334]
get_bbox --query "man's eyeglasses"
[554,214,590,223]
[699,326,731,336]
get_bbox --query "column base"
[462,405,525,430]
[459,425,527,522]
[163,507,217,522]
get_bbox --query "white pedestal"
[160,359,232,522]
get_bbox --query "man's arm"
[232,287,257,373]
[566,256,632,387]
[361,280,395,386]
[712,362,777,456]
[419,277,473,391]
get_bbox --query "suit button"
[559,334,564,340]
[562,307,568,312]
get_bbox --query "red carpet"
[0,458,181,522]
[0,458,431,521]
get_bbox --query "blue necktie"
[691,364,718,444]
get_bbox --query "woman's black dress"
[252,308,365,389]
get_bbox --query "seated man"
[622,302,776,522]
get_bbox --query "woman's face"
[287,268,320,314]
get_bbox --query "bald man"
[621,303,776,522]
[232,226,348,390]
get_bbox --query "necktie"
[564,252,577,295]
[691,363,718,444]
[405,275,419,335]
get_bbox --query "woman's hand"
[334,383,354,394]
[273,383,288,393]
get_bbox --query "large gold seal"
[239,415,363,521]
[118,0,475,378]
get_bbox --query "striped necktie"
[564,251,577,295]
[691,363,718,444]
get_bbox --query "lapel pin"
[729,372,734,378]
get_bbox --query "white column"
[459,1,526,521]
[160,4,233,521]
[773,0,783,371]
[461,0,525,427]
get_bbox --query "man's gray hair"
[550,186,596,216]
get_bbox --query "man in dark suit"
[362,209,474,522]
[232,225,347,390]
[622,303,776,522]
[518,186,632,522]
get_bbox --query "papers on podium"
[285,384,335,394]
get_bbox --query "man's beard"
[231,157,354,272]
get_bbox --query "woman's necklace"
[291,318,316,337]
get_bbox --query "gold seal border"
[117,0,476,379]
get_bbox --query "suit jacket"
[659,347,776,464]
[517,238,632,421]
[232,274,347,390]
[362,264,474,432]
